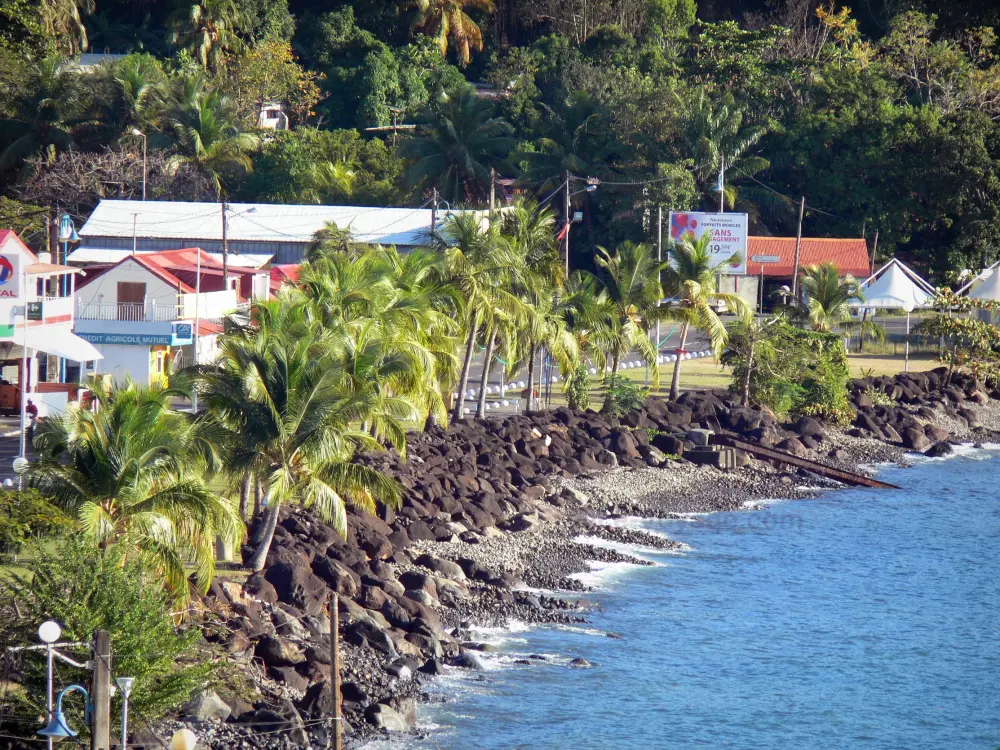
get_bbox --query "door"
[117,282,146,321]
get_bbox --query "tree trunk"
[602,353,620,412]
[239,474,250,521]
[476,328,497,418]
[525,342,536,411]
[741,340,755,408]
[253,481,262,518]
[452,310,480,423]
[247,500,281,572]
[669,323,689,401]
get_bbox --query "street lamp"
[116,677,135,749]
[562,178,598,275]
[131,128,147,201]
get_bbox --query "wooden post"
[489,168,496,224]
[221,200,229,289]
[791,196,805,301]
[563,170,571,275]
[329,594,342,750]
[91,630,111,750]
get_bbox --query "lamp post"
[131,128,147,201]
[563,181,598,275]
[116,677,135,749]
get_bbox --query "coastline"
[178,369,1000,749]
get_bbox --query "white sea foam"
[567,559,649,589]
[587,515,674,539]
[572,534,667,560]
[906,441,1000,463]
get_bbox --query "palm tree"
[164,73,259,198]
[437,213,527,422]
[41,0,95,55]
[306,161,355,203]
[499,199,569,412]
[169,0,247,69]
[588,241,667,411]
[111,55,165,134]
[677,88,771,214]
[26,378,242,599]
[664,233,751,400]
[516,93,627,195]
[799,262,885,342]
[0,55,92,171]
[195,295,405,571]
[401,86,513,204]
[403,0,494,66]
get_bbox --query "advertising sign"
[0,253,20,299]
[171,322,194,346]
[669,212,748,275]
[77,332,173,346]
[27,301,43,321]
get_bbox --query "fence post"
[329,594,342,750]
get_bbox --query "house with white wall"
[73,248,268,385]
[0,230,101,417]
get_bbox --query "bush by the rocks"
[0,540,215,731]
[566,361,591,412]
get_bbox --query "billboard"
[0,253,19,299]
[669,212,748,275]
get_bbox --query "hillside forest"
[3,0,1000,277]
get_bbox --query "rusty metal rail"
[712,434,901,490]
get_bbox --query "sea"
[364,447,1000,750]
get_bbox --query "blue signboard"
[77,332,173,346]
[171,322,193,346]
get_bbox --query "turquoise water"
[395,449,1000,749]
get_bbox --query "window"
[117,282,146,321]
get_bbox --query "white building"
[72,199,490,265]
[73,248,268,385]
[0,230,102,417]
[258,101,290,130]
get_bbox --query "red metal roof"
[744,237,870,278]
[269,264,300,293]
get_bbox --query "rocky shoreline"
[162,368,1000,750]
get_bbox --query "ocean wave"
[572,534,668,560]
[906,441,1000,463]
[567,559,650,589]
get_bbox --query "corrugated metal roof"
[79,199,485,246]
[66,246,271,268]
[744,237,870,277]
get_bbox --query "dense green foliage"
[5,1,1000,275]
[1,541,214,726]
[0,488,73,555]
[722,320,852,422]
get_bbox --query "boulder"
[685,429,713,447]
[182,690,232,722]
[297,683,335,719]
[451,652,487,670]
[311,557,360,598]
[777,437,809,458]
[414,554,466,581]
[365,703,413,732]
[255,635,306,667]
[924,441,953,458]
[901,426,931,452]
[263,562,329,616]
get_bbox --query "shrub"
[602,374,646,416]
[566,361,591,411]
[0,540,215,733]
[0,489,73,556]
[722,321,852,421]
[862,386,896,407]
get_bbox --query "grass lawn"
[527,351,942,410]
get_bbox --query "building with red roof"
[719,236,872,312]
[73,248,269,386]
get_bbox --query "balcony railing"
[76,300,182,322]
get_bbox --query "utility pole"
[91,630,111,750]
[431,188,439,234]
[563,170,571,275]
[221,201,229,289]
[489,168,496,225]
[869,229,879,273]
[192,249,201,414]
[791,196,805,302]
[131,213,137,256]
[329,595,342,750]
[655,206,662,357]
[718,156,726,213]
